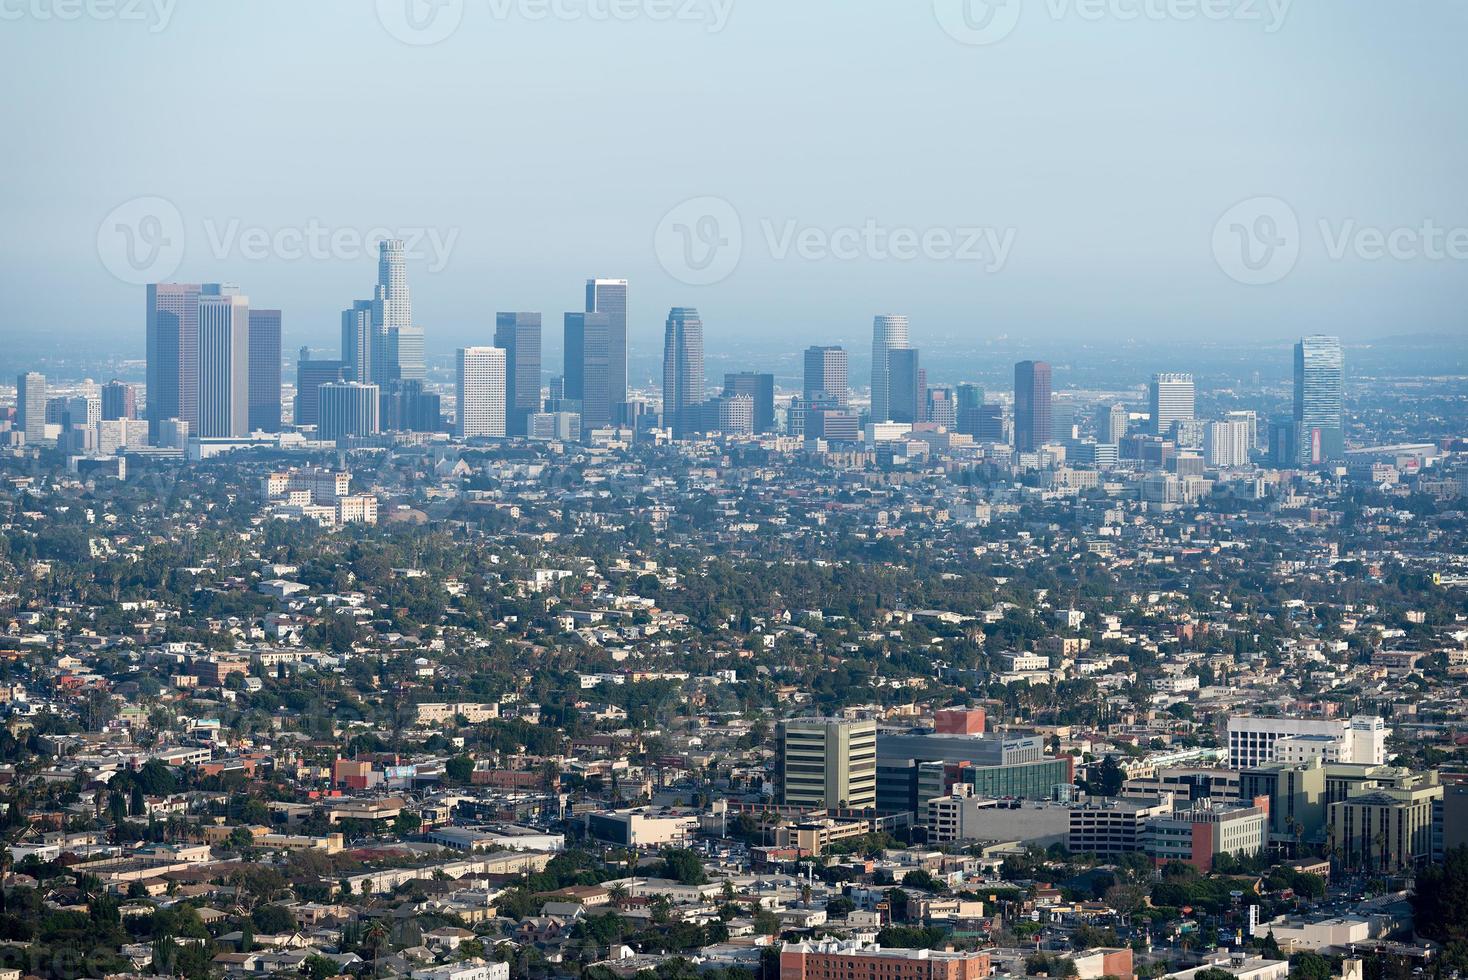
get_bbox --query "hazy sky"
[3,0,1467,358]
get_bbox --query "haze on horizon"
[3,0,1467,356]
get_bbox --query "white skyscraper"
[197,288,250,438]
[15,372,47,444]
[456,347,507,438]
[372,239,423,381]
[870,314,909,423]
[1149,373,1196,437]
[1205,419,1253,468]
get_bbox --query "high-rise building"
[776,717,878,810]
[1014,360,1053,453]
[956,383,984,412]
[318,381,380,442]
[564,312,612,429]
[15,372,46,444]
[1205,419,1253,468]
[341,300,374,383]
[662,308,705,438]
[100,380,136,421]
[247,309,282,433]
[870,315,910,422]
[722,372,775,433]
[197,290,250,438]
[926,386,957,429]
[372,239,423,382]
[1052,398,1079,442]
[586,279,628,415]
[380,379,441,433]
[886,347,923,424]
[1295,335,1345,465]
[804,346,849,409]
[1101,402,1129,444]
[712,393,755,436]
[495,313,543,437]
[456,346,507,439]
[146,282,212,437]
[1149,373,1197,437]
[295,353,345,430]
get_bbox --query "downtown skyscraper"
[495,313,543,438]
[564,312,612,430]
[247,308,282,432]
[586,279,628,417]
[870,315,910,422]
[1295,335,1345,465]
[371,239,424,383]
[662,307,705,438]
[145,282,208,437]
[15,372,46,444]
[456,346,507,439]
[197,287,251,438]
[803,345,849,408]
[1149,372,1196,437]
[1014,360,1053,453]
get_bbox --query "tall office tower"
[1149,373,1197,437]
[803,345,850,408]
[956,383,984,412]
[390,326,426,382]
[1101,402,1128,444]
[926,386,957,429]
[713,393,755,436]
[662,307,705,438]
[295,353,345,429]
[100,380,136,421]
[1013,360,1053,453]
[886,347,923,424]
[370,239,419,382]
[776,718,878,810]
[456,347,507,439]
[197,290,251,438]
[495,313,543,437]
[1206,420,1253,468]
[1226,409,1259,452]
[586,279,629,415]
[722,372,775,433]
[146,282,214,437]
[247,309,282,433]
[870,315,910,422]
[564,312,612,429]
[380,380,442,433]
[1295,335,1345,465]
[15,372,46,444]
[341,300,374,383]
[1052,399,1079,442]
[318,382,380,442]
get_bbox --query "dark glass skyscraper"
[247,308,282,432]
[295,351,345,428]
[101,380,136,421]
[1014,360,1053,453]
[1294,335,1345,465]
[887,348,923,424]
[146,282,209,437]
[495,312,543,437]
[722,372,775,433]
[564,312,612,429]
[662,308,705,438]
[586,279,628,414]
[341,300,374,383]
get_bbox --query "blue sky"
[3,0,1467,356]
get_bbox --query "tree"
[302,953,340,980]
[1194,971,1235,980]
[1288,952,1333,980]
[659,848,708,886]
[445,756,475,783]
[1089,756,1125,797]
[250,903,296,935]
[1409,845,1468,944]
